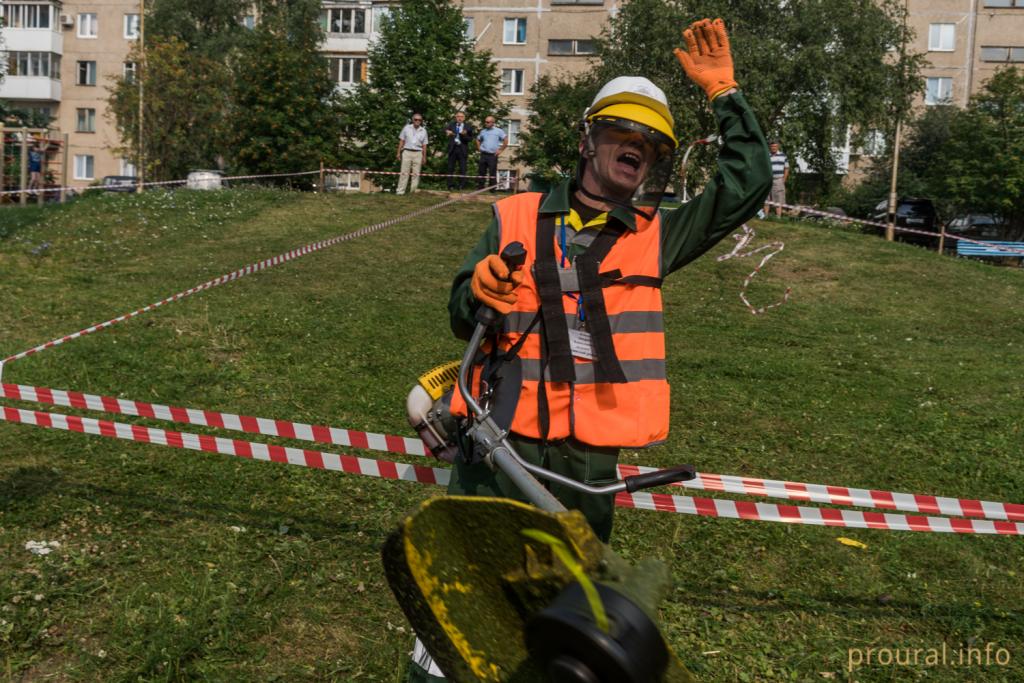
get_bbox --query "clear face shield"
[578,117,678,221]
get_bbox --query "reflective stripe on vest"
[453,192,670,448]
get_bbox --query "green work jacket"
[449,91,772,340]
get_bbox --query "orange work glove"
[471,254,524,315]
[673,18,738,101]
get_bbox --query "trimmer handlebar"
[459,241,697,506]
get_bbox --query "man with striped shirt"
[765,140,789,217]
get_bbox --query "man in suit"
[444,111,474,190]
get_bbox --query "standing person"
[765,140,789,217]
[27,141,45,192]
[444,112,474,190]
[405,16,770,683]
[396,113,428,195]
[475,116,507,191]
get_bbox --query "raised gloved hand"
[673,18,738,101]
[471,254,524,315]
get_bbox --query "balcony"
[0,76,62,102]
[2,27,63,54]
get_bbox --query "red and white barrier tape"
[618,465,1024,524]
[765,201,1024,257]
[324,167,494,180]
[0,170,321,197]
[715,224,792,315]
[2,381,1021,525]
[2,184,498,365]
[2,403,1022,535]
[0,383,426,456]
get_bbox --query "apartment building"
[461,0,616,185]
[1,0,140,185]
[6,1,1020,189]
[908,0,1024,107]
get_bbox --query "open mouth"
[616,151,642,171]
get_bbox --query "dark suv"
[871,198,939,248]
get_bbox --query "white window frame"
[330,56,367,85]
[501,69,525,95]
[1,3,53,29]
[464,16,474,40]
[925,77,953,105]
[503,18,526,45]
[123,61,137,83]
[243,15,255,29]
[77,12,98,38]
[326,7,368,35]
[928,24,955,52]
[497,169,518,191]
[76,108,96,133]
[74,154,95,181]
[124,13,140,39]
[120,159,138,177]
[505,119,521,146]
[77,60,97,86]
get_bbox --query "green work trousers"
[446,435,620,543]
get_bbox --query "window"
[323,7,367,34]
[464,16,474,40]
[74,154,95,181]
[503,18,526,44]
[120,159,137,177]
[77,60,97,86]
[548,39,574,55]
[372,6,389,32]
[124,13,139,39]
[501,69,525,95]
[505,120,521,146]
[123,61,137,83]
[77,12,97,38]
[981,46,1024,62]
[329,56,367,85]
[0,3,53,28]
[548,39,597,56]
[925,77,952,104]
[497,169,518,191]
[76,108,96,133]
[552,0,605,4]
[858,130,886,156]
[243,15,255,29]
[5,51,60,78]
[982,0,1023,6]
[928,24,955,52]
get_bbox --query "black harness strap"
[535,215,577,382]
[598,269,664,289]
[575,224,629,383]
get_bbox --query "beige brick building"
[907,0,1024,107]
[3,1,1021,190]
[461,0,616,186]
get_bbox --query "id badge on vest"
[568,326,596,360]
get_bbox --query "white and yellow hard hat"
[584,76,678,149]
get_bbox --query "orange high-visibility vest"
[453,192,669,448]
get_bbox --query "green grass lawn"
[1,188,1022,682]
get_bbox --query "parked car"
[870,198,939,247]
[101,175,137,193]
[187,170,225,190]
[944,214,1006,239]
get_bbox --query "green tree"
[337,0,506,186]
[148,0,251,57]
[519,0,923,196]
[107,38,232,181]
[228,0,342,176]
[514,75,597,186]
[938,67,1024,239]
